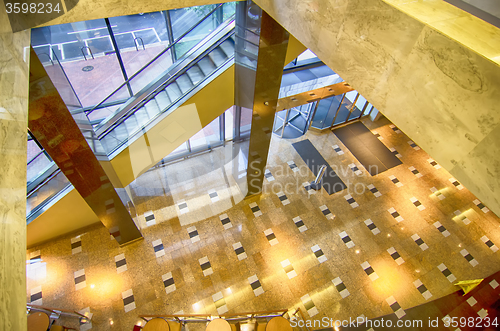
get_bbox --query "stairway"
[98,33,236,155]
[273,103,314,139]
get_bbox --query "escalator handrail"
[95,21,235,138]
[87,3,226,115]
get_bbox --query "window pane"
[240,107,252,137]
[364,104,374,116]
[348,93,365,121]
[189,116,220,150]
[27,153,53,184]
[225,106,235,141]
[174,11,220,59]
[323,95,343,128]
[31,19,127,108]
[311,98,330,129]
[108,11,172,87]
[27,139,42,162]
[333,93,354,126]
[170,4,217,40]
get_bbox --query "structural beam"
[28,48,142,245]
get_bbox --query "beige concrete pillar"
[0,0,30,329]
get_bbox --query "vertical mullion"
[308,100,320,130]
[330,94,346,129]
[234,106,241,141]
[164,10,177,62]
[358,102,369,120]
[105,18,133,97]
[220,112,225,144]
[345,93,360,122]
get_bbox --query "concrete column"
[0,0,30,328]
[28,49,143,245]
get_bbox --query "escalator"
[96,26,235,155]
[85,5,237,156]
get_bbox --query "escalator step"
[165,82,182,102]
[185,65,205,85]
[176,74,194,94]
[219,39,235,57]
[113,122,129,141]
[197,56,217,76]
[153,91,170,112]
[134,107,150,128]
[124,115,139,134]
[208,48,227,66]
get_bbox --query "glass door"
[310,90,376,129]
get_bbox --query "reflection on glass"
[109,12,172,88]
[33,49,82,111]
[171,141,189,156]
[239,106,252,137]
[27,139,42,162]
[170,5,217,40]
[27,136,54,185]
[26,170,71,217]
[348,93,364,121]
[31,19,127,108]
[225,106,235,141]
[27,153,53,185]
[189,116,220,150]
[333,92,354,126]
[174,10,220,59]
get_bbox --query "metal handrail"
[134,37,145,51]
[87,3,226,115]
[292,308,312,331]
[311,164,327,190]
[104,56,234,159]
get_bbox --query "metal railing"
[27,304,92,323]
[139,309,289,326]
[95,18,235,137]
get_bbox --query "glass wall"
[32,19,127,108]
[311,95,343,129]
[157,105,249,165]
[31,3,235,110]
[310,90,377,130]
[189,117,221,150]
